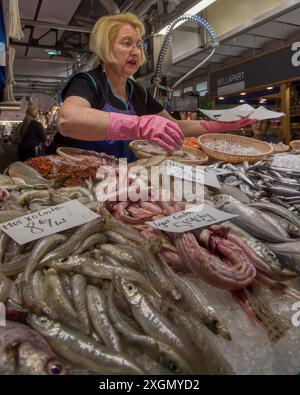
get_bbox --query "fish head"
[214,194,232,208]
[18,341,67,375]
[207,314,232,341]
[28,314,56,335]
[119,279,142,305]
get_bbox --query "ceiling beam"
[11,41,91,54]
[15,57,86,64]
[15,74,66,81]
[21,18,92,34]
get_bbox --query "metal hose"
[153,14,219,97]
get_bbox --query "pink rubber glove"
[200,118,255,133]
[107,113,184,152]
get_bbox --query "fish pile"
[269,153,300,170]
[26,152,116,186]
[135,141,199,159]
[94,162,300,342]
[204,140,261,155]
[0,162,237,374]
[0,159,299,374]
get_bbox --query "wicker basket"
[129,140,209,165]
[198,134,274,164]
[270,144,290,153]
[56,147,95,162]
[290,140,300,150]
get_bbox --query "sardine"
[268,241,300,273]
[215,195,293,243]
[249,202,300,228]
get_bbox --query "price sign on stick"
[164,160,230,189]
[0,200,100,245]
[149,203,237,233]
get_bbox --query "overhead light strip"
[158,0,217,35]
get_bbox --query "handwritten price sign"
[150,203,237,233]
[0,200,99,245]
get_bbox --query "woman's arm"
[157,109,254,137]
[57,96,110,141]
[157,110,207,137]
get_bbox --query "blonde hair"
[90,12,146,67]
[16,107,38,144]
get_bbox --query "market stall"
[0,134,300,375]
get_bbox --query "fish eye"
[126,284,134,291]
[46,361,66,375]
[168,362,180,373]
[40,316,48,324]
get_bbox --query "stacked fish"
[0,158,300,374]
[0,162,235,375]
[94,161,300,343]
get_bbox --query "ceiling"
[166,1,300,88]
[9,0,300,100]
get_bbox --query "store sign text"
[217,72,245,87]
[291,42,300,67]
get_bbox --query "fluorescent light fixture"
[45,49,62,57]
[158,0,217,35]
[267,86,274,90]
[240,92,246,96]
[218,97,225,100]
[239,99,245,103]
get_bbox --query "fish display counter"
[0,143,300,375]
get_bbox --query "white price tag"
[0,200,100,245]
[149,203,237,233]
[165,160,204,183]
[164,161,227,189]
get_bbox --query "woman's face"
[111,24,143,77]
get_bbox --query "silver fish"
[215,195,293,243]
[28,315,144,374]
[119,279,203,374]
[86,286,122,352]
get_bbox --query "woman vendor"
[56,13,253,161]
